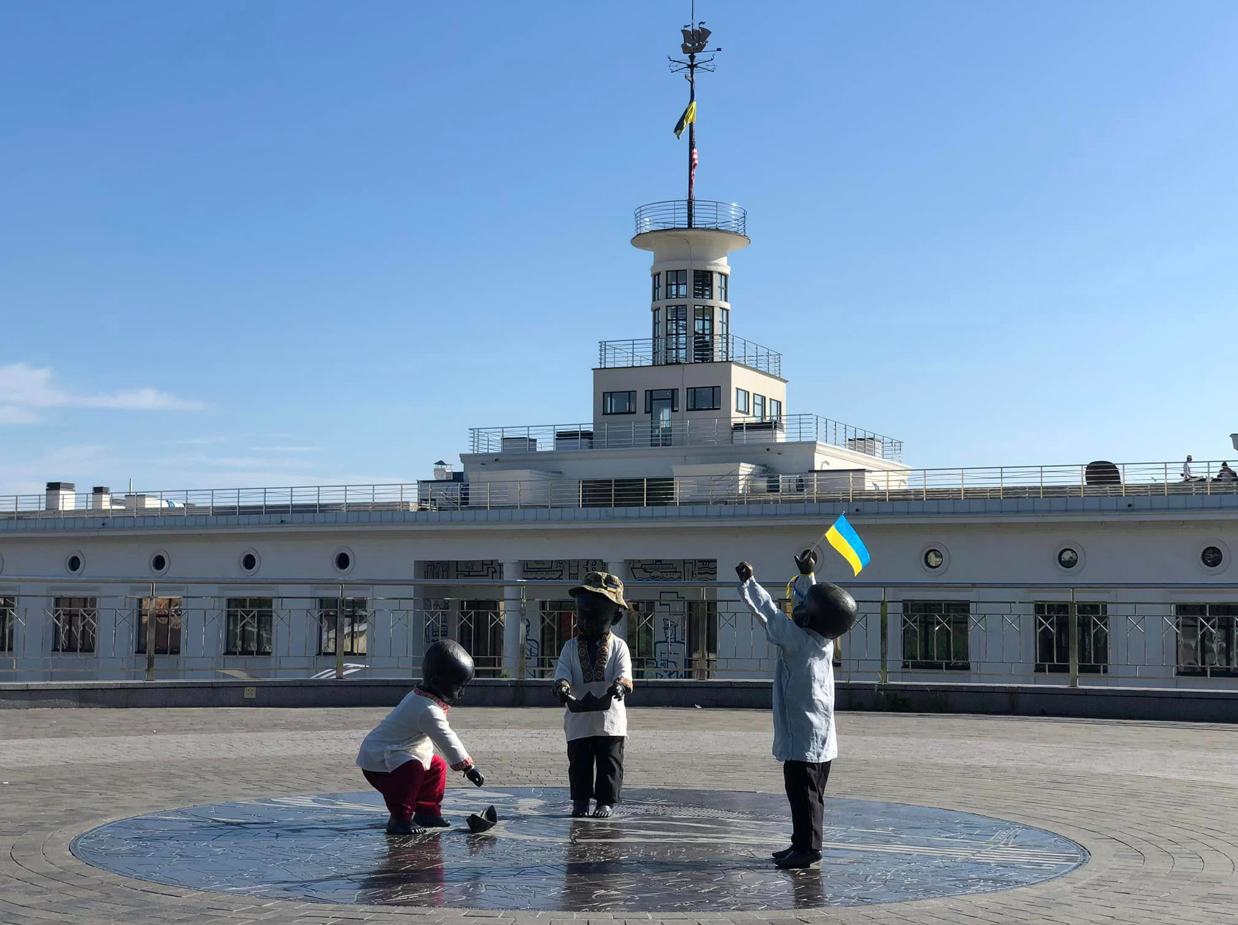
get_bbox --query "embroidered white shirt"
[739,576,838,764]
[356,687,472,773]
[554,633,632,741]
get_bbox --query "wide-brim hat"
[569,571,628,610]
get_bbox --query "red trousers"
[362,754,447,821]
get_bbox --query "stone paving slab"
[1,707,1237,924]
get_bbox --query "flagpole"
[687,75,695,228]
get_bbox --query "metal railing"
[468,414,901,459]
[1,576,1237,689]
[634,199,747,236]
[597,334,782,376]
[5,460,1236,522]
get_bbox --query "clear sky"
[2,0,1237,495]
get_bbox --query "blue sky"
[2,0,1237,495]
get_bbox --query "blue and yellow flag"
[674,81,696,139]
[825,514,871,576]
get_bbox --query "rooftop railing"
[634,199,746,236]
[4,460,1235,521]
[468,414,902,460]
[598,334,782,376]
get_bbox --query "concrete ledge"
[1,677,1236,721]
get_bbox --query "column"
[607,560,629,641]
[502,561,523,678]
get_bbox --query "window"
[923,548,945,570]
[1202,546,1225,569]
[753,394,766,420]
[735,388,750,414]
[1034,603,1108,673]
[603,391,637,415]
[52,597,96,653]
[693,270,713,300]
[651,272,661,302]
[719,273,729,302]
[333,549,353,574]
[687,386,721,411]
[319,597,368,656]
[664,305,687,363]
[1056,547,1080,570]
[136,597,183,655]
[652,307,661,359]
[666,269,688,299]
[694,306,714,362]
[718,307,729,357]
[1177,603,1238,677]
[769,398,782,421]
[66,552,84,575]
[239,549,260,574]
[149,551,169,575]
[0,597,14,653]
[901,601,970,670]
[225,597,273,656]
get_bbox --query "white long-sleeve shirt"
[554,633,632,741]
[356,687,473,774]
[739,576,838,764]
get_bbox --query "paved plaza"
[2,705,1238,924]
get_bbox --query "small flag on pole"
[825,514,871,576]
[674,80,697,138]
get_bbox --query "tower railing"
[598,335,781,376]
[634,200,746,235]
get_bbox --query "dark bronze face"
[574,590,619,639]
[425,675,470,704]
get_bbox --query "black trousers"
[567,735,625,804]
[783,759,832,851]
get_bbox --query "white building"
[1,38,1237,689]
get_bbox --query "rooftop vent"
[45,481,76,512]
[90,486,112,511]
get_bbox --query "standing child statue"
[552,571,634,818]
[737,554,857,869]
[356,639,487,835]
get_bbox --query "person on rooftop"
[1217,462,1237,482]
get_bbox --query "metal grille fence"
[1,578,1236,690]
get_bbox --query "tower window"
[651,272,661,302]
[753,394,766,420]
[693,270,713,300]
[604,391,637,415]
[687,386,721,411]
[769,398,782,421]
[719,273,729,302]
[735,388,750,414]
[666,270,688,299]
[664,305,688,363]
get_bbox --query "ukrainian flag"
[674,83,696,139]
[825,514,871,576]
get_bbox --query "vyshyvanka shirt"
[739,576,838,764]
[356,687,473,773]
[554,632,633,741]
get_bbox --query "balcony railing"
[5,460,1235,522]
[598,335,782,376]
[634,200,746,236]
[469,414,902,459]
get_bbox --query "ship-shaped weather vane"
[667,0,722,229]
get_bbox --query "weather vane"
[667,0,722,228]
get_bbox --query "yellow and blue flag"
[674,81,696,139]
[825,514,870,576]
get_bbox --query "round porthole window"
[150,550,170,575]
[239,549,261,575]
[333,548,354,575]
[919,544,950,574]
[1055,547,1081,571]
[66,551,84,575]
[1198,540,1230,574]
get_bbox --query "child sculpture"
[552,571,634,818]
[356,639,487,834]
[737,556,856,868]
